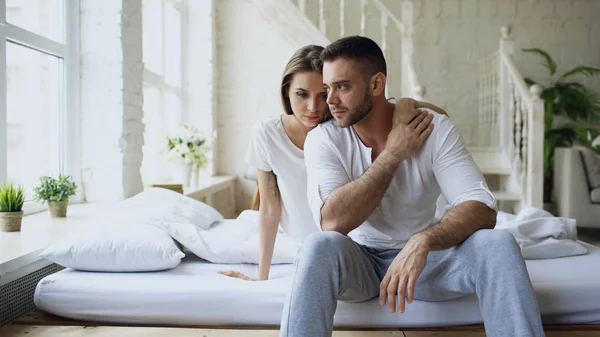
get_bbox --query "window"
[0,0,79,213]
[164,3,182,87]
[7,43,61,194]
[141,0,184,184]
[6,0,64,43]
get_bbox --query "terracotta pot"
[0,211,24,232]
[48,200,69,218]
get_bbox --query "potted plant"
[32,175,78,218]
[522,48,600,208]
[0,183,25,232]
[163,124,209,187]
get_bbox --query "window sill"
[0,176,237,281]
[0,203,109,280]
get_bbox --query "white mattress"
[34,242,600,327]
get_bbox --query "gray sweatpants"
[279,229,544,337]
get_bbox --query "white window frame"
[143,0,184,104]
[142,0,186,183]
[0,0,80,215]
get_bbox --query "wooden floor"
[2,325,600,337]
[2,311,599,336]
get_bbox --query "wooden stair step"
[468,147,511,175]
[492,191,521,201]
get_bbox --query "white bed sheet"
[34,242,600,327]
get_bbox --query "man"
[279,36,544,337]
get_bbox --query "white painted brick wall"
[216,0,297,211]
[80,0,144,202]
[217,0,600,211]
[412,0,600,143]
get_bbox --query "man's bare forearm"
[415,200,497,251]
[320,149,402,234]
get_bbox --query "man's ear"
[370,72,387,96]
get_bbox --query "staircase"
[471,26,544,212]
[249,0,424,100]
[250,1,544,213]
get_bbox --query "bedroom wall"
[215,0,307,212]
[80,0,144,202]
[409,0,600,142]
[216,0,600,212]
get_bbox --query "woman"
[220,45,446,281]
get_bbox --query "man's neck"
[352,98,394,149]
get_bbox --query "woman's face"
[287,71,329,128]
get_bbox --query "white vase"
[173,162,194,187]
[190,166,199,188]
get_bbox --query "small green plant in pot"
[0,183,25,232]
[33,175,78,218]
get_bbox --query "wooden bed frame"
[2,310,599,337]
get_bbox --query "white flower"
[163,124,210,168]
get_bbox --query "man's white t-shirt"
[246,115,318,242]
[304,109,497,250]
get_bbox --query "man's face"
[322,58,374,128]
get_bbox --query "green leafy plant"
[523,48,600,202]
[0,183,25,212]
[32,175,77,203]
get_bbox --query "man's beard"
[336,90,373,128]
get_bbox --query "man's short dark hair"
[320,36,387,80]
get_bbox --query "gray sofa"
[554,146,600,228]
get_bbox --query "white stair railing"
[397,1,425,101]
[477,51,500,147]
[289,0,424,100]
[478,26,544,209]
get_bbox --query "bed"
[33,241,600,328]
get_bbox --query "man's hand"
[218,270,257,281]
[386,110,434,162]
[379,234,430,313]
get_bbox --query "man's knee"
[302,231,348,252]
[470,229,521,260]
[297,231,349,263]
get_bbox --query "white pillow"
[154,212,301,264]
[110,188,224,229]
[39,224,185,272]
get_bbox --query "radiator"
[0,263,62,326]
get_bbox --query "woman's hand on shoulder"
[393,97,448,128]
[393,97,422,127]
[417,101,448,117]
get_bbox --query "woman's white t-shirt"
[246,115,318,242]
